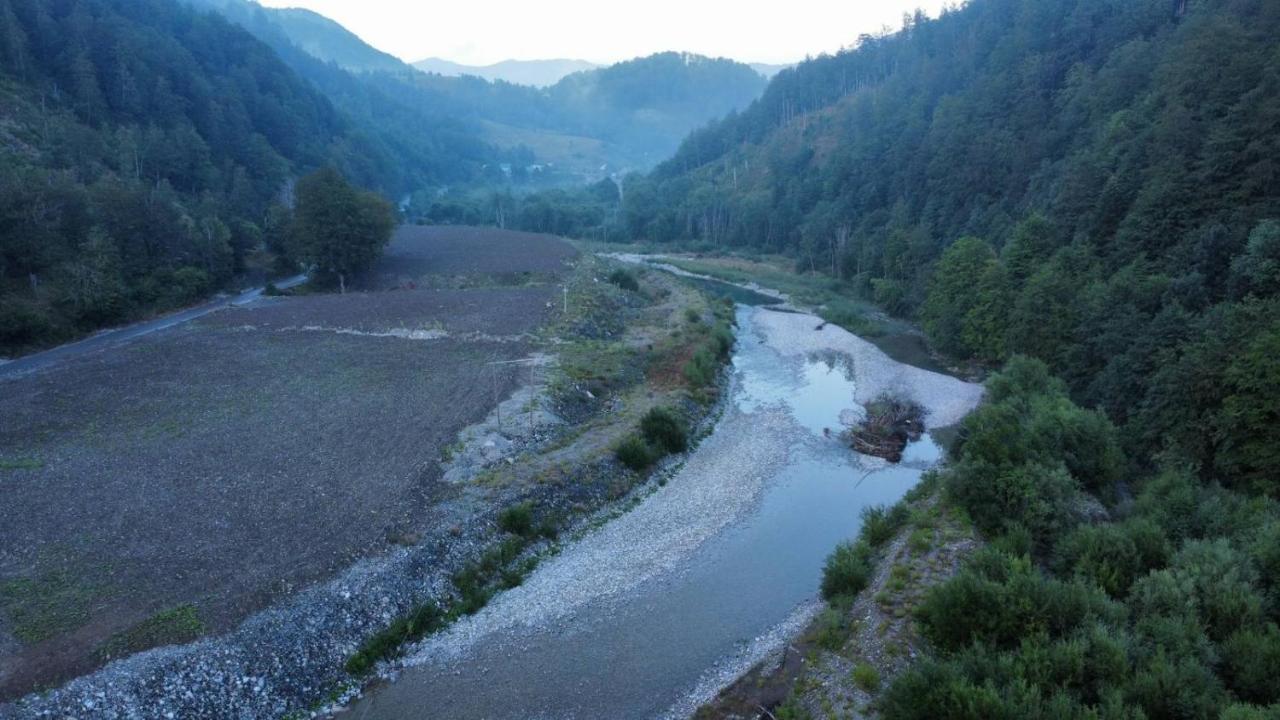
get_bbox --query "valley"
[2,0,1280,718]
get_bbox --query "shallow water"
[345,306,946,719]
[678,275,782,307]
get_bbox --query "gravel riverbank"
[342,305,984,719]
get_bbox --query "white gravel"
[754,309,984,428]
[401,400,804,668]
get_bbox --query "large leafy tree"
[291,167,394,292]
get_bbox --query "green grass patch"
[681,304,735,398]
[0,457,42,470]
[347,520,550,675]
[96,604,204,661]
[852,662,881,692]
[810,595,855,651]
[497,502,535,538]
[0,563,106,644]
[908,527,935,554]
[344,602,445,675]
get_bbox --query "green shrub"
[640,407,687,453]
[984,355,1067,405]
[860,504,906,548]
[1160,539,1264,641]
[1127,650,1226,720]
[1224,623,1280,704]
[1248,520,1280,602]
[497,502,535,537]
[168,266,212,305]
[811,603,851,651]
[1222,704,1280,720]
[1055,518,1171,598]
[852,662,881,692]
[345,602,444,675]
[683,347,718,387]
[947,459,1080,550]
[822,540,874,600]
[0,296,57,347]
[916,548,1119,652]
[950,357,1123,506]
[880,659,1007,720]
[607,268,640,292]
[616,435,658,471]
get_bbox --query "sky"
[258,0,955,66]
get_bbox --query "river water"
[343,291,976,719]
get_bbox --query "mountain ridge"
[412,57,601,87]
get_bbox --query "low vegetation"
[820,503,911,602]
[95,605,205,662]
[0,561,106,645]
[874,357,1280,719]
[346,500,559,676]
[606,268,640,292]
[344,602,445,675]
[681,298,736,401]
[615,406,690,472]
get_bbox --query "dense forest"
[0,0,398,352]
[878,355,1280,719]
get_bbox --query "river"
[342,280,982,719]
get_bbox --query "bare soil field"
[0,227,574,700]
[357,225,578,289]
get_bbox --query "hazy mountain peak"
[411,57,601,87]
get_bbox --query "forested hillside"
[183,0,505,193]
[0,0,391,352]
[617,0,1280,488]
[600,1,1280,716]
[189,0,769,177]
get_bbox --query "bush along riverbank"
[703,356,1280,720]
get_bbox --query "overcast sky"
[258,0,955,66]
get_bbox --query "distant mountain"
[539,52,768,167]
[749,62,793,78]
[185,0,404,73]
[413,57,601,87]
[268,7,407,73]
[188,1,768,175]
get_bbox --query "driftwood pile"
[847,395,925,463]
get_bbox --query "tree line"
[0,0,390,353]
